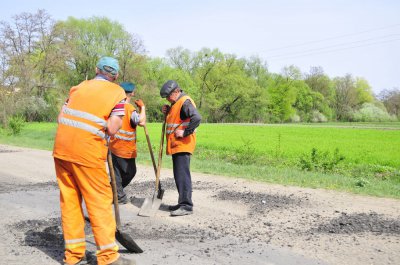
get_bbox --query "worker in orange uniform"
[160,80,201,216]
[53,57,136,265]
[109,82,146,204]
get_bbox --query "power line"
[260,23,400,53]
[267,38,400,61]
[266,34,400,59]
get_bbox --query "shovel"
[107,149,143,253]
[143,123,165,200]
[138,115,167,217]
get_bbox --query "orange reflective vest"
[109,103,137,159]
[166,95,196,155]
[53,79,126,168]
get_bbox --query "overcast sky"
[1,0,399,93]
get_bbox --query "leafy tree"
[333,74,358,121]
[355,77,374,105]
[55,16,144,86]
[292,81,327,122]
[1,10,394,124]
[166,47,197,74]
[304,66,334,105]
[242,56,270,86]
[281,65,302,81]
[191,48,224,110]
[265,74,297,122]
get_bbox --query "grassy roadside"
[1,122,399,199]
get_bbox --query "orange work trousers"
[54,158,120,265]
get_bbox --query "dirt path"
[0,144,399,265]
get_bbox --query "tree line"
[1,10,399,126]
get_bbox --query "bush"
[7,115,25,135]
[13,95,60,122]
[355,178,370,188]
[310,110,328,123]
[352,103,397,122]
[298,147,345,172]
[349,164,400,181]
[290,114,301,123]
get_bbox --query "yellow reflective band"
[97,241,118,250]
[63,107,107,127]
[96,244,119,254]
[118,129,136,135]
[114,134,136,141]
[65,242,86,250]
[65,238,85,244]
[59,117,106,139]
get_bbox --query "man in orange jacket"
[160,80,201,216]
[109,82,146,204]
[53,57,136,265]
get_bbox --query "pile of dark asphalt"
[7,179,400,253]
[313,212,400,235]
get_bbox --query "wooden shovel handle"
[155,115,167,192]
[107,150,121,229]
[143,124,157,175]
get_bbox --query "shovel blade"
[115,229,143,253]
[138,197,162,217]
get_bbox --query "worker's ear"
[113,73,119,82]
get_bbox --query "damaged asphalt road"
[1,144,399,265]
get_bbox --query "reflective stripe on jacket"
[166,95,196,155]
[53,79,126,168]
[109,103,137,158]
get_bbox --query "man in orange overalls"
[109,82,146,204]
[160,80,201,216]
[53,57,136,265]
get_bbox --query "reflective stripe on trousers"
[65,237,86,250]
[55,158,119,265]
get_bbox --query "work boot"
[63,256,88,265]
[110,256,136,265]
[168,204,180,211]
[170,207,193,216]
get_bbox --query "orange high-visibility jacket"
[109,103,137,159]
[166,95,196,155]
[53,79,126,168]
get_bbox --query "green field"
[197,123,400,166]
[1,122,399,198]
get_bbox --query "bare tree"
[378,88,400,118]
[0,9,59,96]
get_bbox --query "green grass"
[1,122,399,199]
[196,123,400,167]
[0,122,57,150]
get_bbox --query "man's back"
[53,79,125,168]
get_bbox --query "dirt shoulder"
[0,144,399,265]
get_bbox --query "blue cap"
[97,57,119,76]
[120,82,136,92]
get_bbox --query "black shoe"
[170,207,193,216]
[168,204,180,211]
